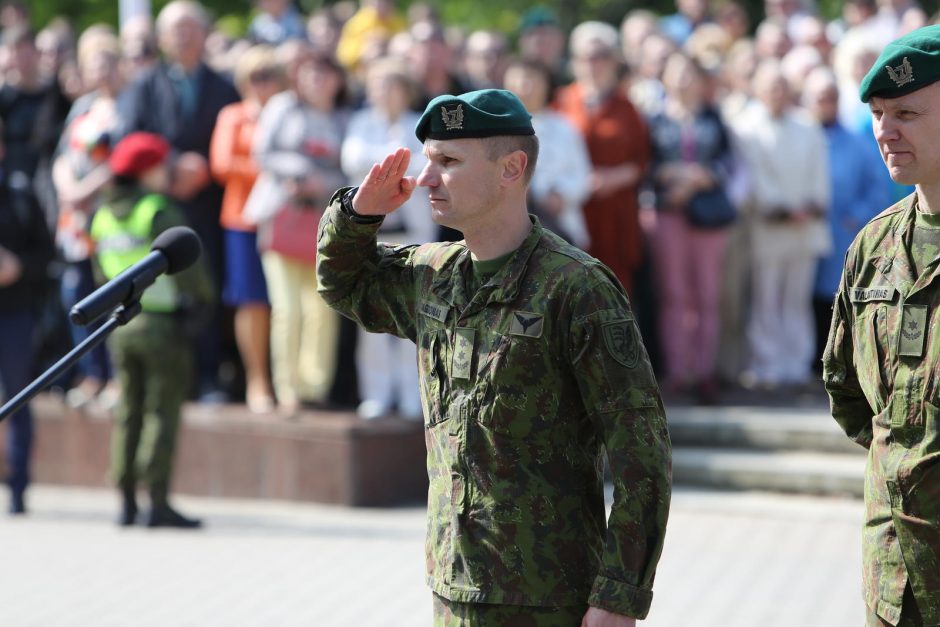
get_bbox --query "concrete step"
[666,405,864,455]
[13,394,428,507]
[673,447,866,498]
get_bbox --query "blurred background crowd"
[0,0,933,429]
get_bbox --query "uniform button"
[886,480,902,509]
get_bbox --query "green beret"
[859,25,940,103]
[415,89,535,143]
[519,7,559,34]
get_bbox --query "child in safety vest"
[89,132,214,529]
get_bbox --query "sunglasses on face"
[249,69,277,83]
[577,51,613,63]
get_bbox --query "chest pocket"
[852,304,891,412]
[417,326,448,428]
[476,332,558,439]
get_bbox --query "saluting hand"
[352,147,417,217]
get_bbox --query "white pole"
[119,0,151,28]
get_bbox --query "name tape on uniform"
[850,286,897,303]
[420,301,448,323]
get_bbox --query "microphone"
[70,226,202,327]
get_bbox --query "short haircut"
[569,20,620,59]
[77,27,120,72]
[482,134,539,185]
[156,0,210,35]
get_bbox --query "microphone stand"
[0,301,142,422]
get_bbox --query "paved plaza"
[0,484,865,626]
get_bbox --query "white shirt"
[732,102,832,254]
[529,110,592,249]
[732,103,830,213]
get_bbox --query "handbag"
[261,205,321,264]
[685,187,737,229]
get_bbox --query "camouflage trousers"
[866,585,925,627]
[109,314,192,506]
[432,593,587,627]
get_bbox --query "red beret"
[109,132,170,178]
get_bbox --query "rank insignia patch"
[452,327,475,379]
[899,304,927,358]
[509,311,543,338]
[603,320,638,368]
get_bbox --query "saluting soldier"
[823,25,940,626]
[316,89,672,626]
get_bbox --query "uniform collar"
[431,215,544,312]
[873,194,922,295]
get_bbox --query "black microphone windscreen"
[151,226,202,275]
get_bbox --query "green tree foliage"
[25,0,940,40]
[29,0,252,34]
[401,0,680,34]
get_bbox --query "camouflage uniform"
[824,194,940,625]
[866,585,924,627]
[109,313,193,506]
[92,191,215,509]
[432,593,586,627]
[317,188,672,621]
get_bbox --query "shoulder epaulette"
[869,194,915,224]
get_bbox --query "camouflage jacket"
[317,188,671,618]
[823,193,940,625]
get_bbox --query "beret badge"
[886,57,914,88]
[441,104,464,131]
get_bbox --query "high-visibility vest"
[89,193,178,313]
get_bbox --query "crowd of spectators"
[0,0,932,437]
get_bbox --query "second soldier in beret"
[824,24,940,626]
[317,89,671,625]
[90,132,215,529]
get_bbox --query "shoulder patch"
[602,320,639,368]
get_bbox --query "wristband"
[341,187,383,225]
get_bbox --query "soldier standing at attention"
[824,25,940,626]
[90,132,215,528]
[317,89,671,626]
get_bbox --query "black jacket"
[0,173,55,312]
[115,61,238,158]
[115,61,239,278]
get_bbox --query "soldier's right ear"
[499,150,527,187]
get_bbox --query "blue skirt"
[223,229,269,306]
